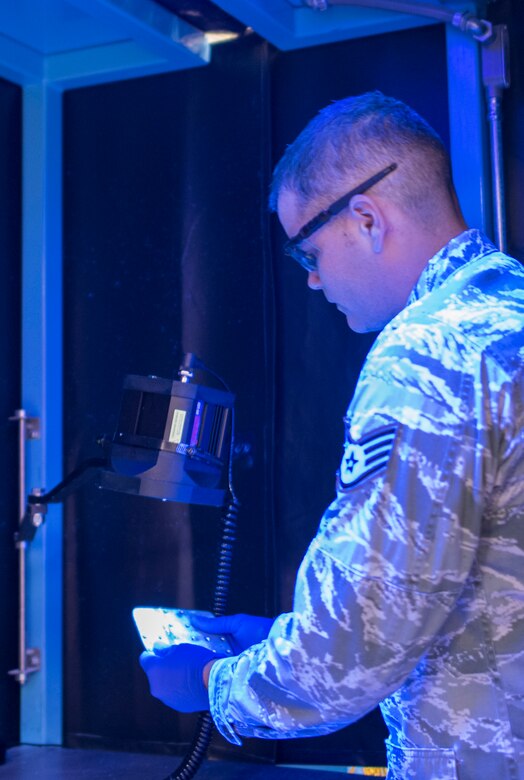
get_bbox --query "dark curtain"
[0,76,22,749]
[63,23,448,767]
[63,35,276,763]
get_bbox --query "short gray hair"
[269,92,456,227]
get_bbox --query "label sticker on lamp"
[169,409,186,444]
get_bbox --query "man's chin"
[336,303,381,333]
[342,310,381,335]
[337,307,358,331]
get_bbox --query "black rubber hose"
[161,494,240,780]
[163,713,214,780]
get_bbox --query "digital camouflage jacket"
[208,230,524,780]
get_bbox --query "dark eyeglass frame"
[284,162,398,272]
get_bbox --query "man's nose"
[307,269,322,290]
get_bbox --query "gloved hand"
[139,643,221,712]
[189,613,274,655]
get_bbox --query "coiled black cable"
[159,357,240,780]
[161,494,240,780]
[212,496,240,618]
[162,712,214,780]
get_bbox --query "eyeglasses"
[283,162,398,272]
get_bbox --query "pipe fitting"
[451,12,493,42]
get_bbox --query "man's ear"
[349,194,385,253]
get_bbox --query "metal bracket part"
[25,416,41,440]
[8,647,41,684]
[9,410,40,440]
[482,23,510,91]
[15,498,48,546]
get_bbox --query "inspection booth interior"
[0,0,507,775]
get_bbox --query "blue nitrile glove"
[139,643,221,712]
[189,613,275,654]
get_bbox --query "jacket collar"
[407,229,497,306]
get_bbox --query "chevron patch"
[337,423,398,490]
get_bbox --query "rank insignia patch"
[337,423,398,490]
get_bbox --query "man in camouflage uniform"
[140,93,524,780]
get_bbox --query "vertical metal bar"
[481,25,510,253]
[487,90,506,252]
[20,82,63,745]
[446,25,492,235]
[15,410,28,686]
[9,409,41,687]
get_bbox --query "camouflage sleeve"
[208,320,494,743]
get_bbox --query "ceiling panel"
[0,0,485,88]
